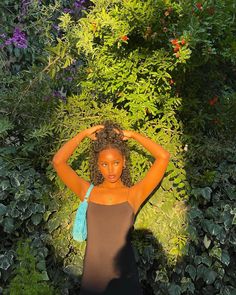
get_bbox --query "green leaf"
[1,179,10,191]
[196,264,208,279]
[40,270,49,281]
[232,215,236,225]
[47,218,61,233]
[31,214,43,225]
[185,264,196,280]
[203,235,211,249]
[0,203,7,216]
[168,283,182,295]
[189,207,203,220]
[0,255,11,270]
[10,175,21,187]
[3,217,14,233]
[209,246,222,261]
[221,250,230,266]
[191,187,212,201]
[202,219,222,236]
[201,187,212,201]
[205,270,217,284]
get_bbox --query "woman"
[52,121,170,295]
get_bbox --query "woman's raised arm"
[125,130,170,214]
[52,126,103,200]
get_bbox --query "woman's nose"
[108,164,114,174]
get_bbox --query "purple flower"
[74,0,86,10]
[52,24,60,31]
[63,8,73,13]
[5,27,28,49]
[52,89,67,102]
[0,33,6,39]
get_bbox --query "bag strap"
[84,183,94,201]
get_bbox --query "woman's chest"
[89,187,129,205]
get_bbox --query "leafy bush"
[0,0,236,294]
[7,239,56,295]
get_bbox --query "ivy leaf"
[191,187,212,201]
[31,213,43,225]
[0,255,11,270]
[168,283,182,295]
[189,207,203,220]
[201,187,212,201]
[1,179,10,191]
[0,203,7,216]
[196,264,208,279]
[205,270,217,284]
[203,235,211,249]
[202,219,222,236]
[185,264,196,280]
[221,250,230,266]
[10,175,21,187]
[3,217,14,233]
[209,246,222,261]
[40,270,50,281]
[232,215,236,225]
[47,217,61,233]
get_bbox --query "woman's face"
[98,148,125,184]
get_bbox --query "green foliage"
[0,146,50,235]
[7,239,56,295]
[43,0,236,293]
[1,0,236,294]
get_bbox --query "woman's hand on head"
[85,125,104,140]
[122,130,134,140]
[112,128,133,140]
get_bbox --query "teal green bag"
[72,184,94,242]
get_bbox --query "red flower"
[208,96,218,106]
[169,79,175,85]
[196,2,203,10]
[121,35,129,41]
[171,38,179,45]
[174,44,181,52]
[181,39,186,45]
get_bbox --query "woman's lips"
[108,175,116,179]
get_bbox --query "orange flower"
[121,35,129,41]
[208,96,218,106]
[181,39,186,45]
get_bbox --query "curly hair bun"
[95,120,124,144]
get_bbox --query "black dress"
[79,200,143,295]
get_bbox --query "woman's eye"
[102,163,107,167]
[114,162,119,165]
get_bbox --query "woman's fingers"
[86,125,104,140]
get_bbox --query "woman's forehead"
[98,148,123,160]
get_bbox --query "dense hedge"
[0,0,236,294]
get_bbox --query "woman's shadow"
[78,227,166,295]
[106,228,166,295]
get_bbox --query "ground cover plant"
[0,0,235,294]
